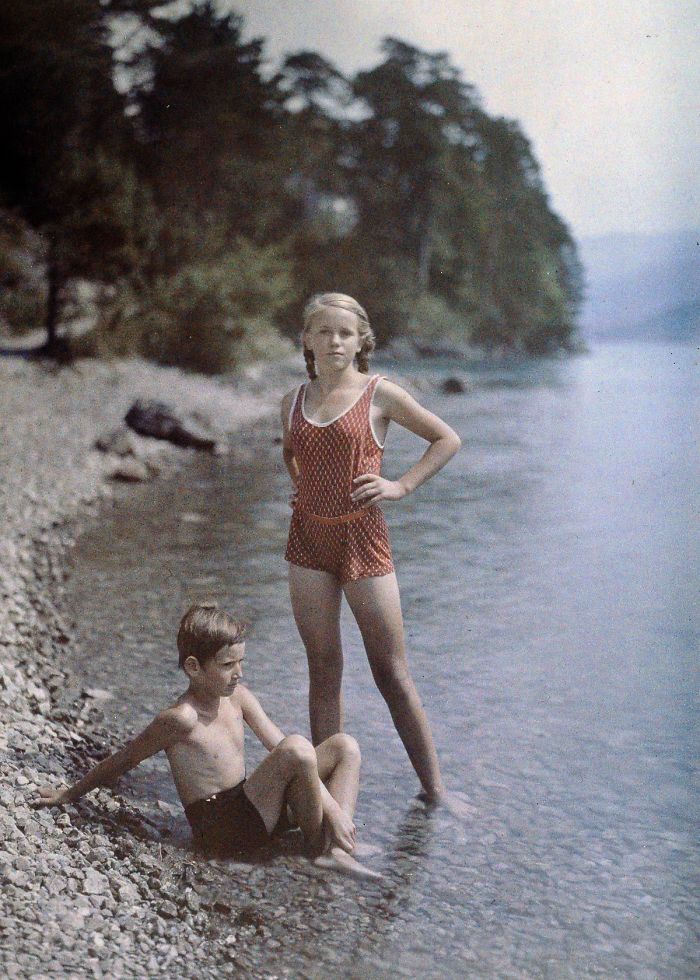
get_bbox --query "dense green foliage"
[0,0,582,367]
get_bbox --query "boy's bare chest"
[190,706,244,758]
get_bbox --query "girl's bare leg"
[343,573,446,801]
[289,565,344,744]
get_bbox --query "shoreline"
[0,354,313,978]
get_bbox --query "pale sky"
[231,0,699,239]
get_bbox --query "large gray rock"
[124,400,219,451]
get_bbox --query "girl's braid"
[356,336,375,374]
[303,346,317,379]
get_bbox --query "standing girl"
[281,293,465,810]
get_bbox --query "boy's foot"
[314,846,382,880]
[417,789,477,819]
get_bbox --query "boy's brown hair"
[177,602,247,669]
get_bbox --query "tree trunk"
[417,225,432,292]
[415,180,434,292]
[45,249,60,349]
[42,245,71,361]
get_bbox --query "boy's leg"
[243,735,324,851]
[315,732,361,817]
[288,565,344,743]
[343,573,446,802]
[313,734,382,880]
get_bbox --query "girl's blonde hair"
[301,293,376,379]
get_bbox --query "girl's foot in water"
[417,789,477,819]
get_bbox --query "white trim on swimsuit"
[300,374,387,448]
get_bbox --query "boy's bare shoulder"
[233,683,257,707]
[157,701,199,736]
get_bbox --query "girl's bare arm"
[351,380,461,506]
[281,391,300,486]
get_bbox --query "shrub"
[0,210,47,334]
[74,239,296,373]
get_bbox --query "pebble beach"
[0,354,355,979]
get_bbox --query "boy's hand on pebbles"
[351,474,406,506]
[33,786,70,807]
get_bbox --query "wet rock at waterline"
[125,399,221,452]
[441,376,468,394]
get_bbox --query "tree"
[350,39,480,289]
[92,238,296,373]
[134,2,287,247]
[339,40,581,349]
[469,115,581,350]
[278,51,353,222]
[0,3,582,363]
[0,0,140,350]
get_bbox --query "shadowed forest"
[1,1,583,371]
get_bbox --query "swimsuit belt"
[297,507,368,526]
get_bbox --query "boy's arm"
[34,707,195,806]
[238,685,285,751]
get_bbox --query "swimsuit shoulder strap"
[355,374,383,413]
[367,374,386,397]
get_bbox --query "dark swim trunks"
[185,779,279,856]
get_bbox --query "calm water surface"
[67,343,699,978]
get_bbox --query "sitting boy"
[35,602,378,879]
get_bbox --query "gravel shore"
[0,354,341,979]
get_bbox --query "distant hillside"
[578,230,699,342]
[633,299,700,343]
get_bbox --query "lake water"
[66,343,699,978]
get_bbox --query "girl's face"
[304,307,362,372]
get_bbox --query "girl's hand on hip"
[351,474,406,506]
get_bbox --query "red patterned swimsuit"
[285,374,395,583]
